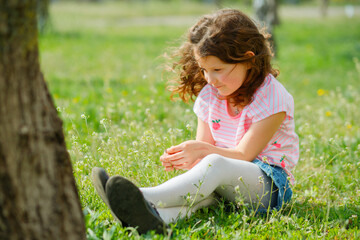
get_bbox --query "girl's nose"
[205,72,217,85]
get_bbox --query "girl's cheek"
[219,69,236,82]
[219,74,232,84]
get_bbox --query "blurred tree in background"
[37,0,50,32]
[253,0,280,56]
[320,0,329,17]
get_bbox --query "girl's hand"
[160,152,174,172]
[160,140,209,170]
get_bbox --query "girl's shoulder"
[254,74,293,100]
[246,74,295,121]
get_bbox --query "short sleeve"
[248,76,294,122]
[193,84,212,122]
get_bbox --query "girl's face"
[195,53,249,97]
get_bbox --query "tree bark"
[0,1,86,239]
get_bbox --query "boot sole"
[106,176,166,234]
[91,167,122,223]
[91,167,109,206]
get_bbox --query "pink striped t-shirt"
[193,74,299,184]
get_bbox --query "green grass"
[40,1,360,239]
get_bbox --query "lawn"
[39,1,360,239]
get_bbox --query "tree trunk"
[0,1,86,239]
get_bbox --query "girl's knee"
[197,154,252,174]
[200,154,224,167]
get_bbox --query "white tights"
[140,154,277,224]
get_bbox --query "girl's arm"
[195,117,215,144]
[223,111,286,161]
[162,112,286,170]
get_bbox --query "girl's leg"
[141,154,277,211]
[156,195,216,224]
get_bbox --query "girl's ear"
[244,51,255,69]
[244,51,255,58]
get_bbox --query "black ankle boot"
[105,176,167,234]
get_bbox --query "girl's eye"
[214,69,222,72]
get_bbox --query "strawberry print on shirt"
[212,119,221,130]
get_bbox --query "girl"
[92,9,299,234]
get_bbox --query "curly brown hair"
[167,9,279,107]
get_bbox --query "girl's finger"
[160,156,168,162]
[164,152,183,162]
[172,162,190,170]
[164,166,174,171]
[162,162,172,167]
[160,153,172,162]
[166,145,182,154]
[169,157,188,166]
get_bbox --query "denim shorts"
[253,159,293,212]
